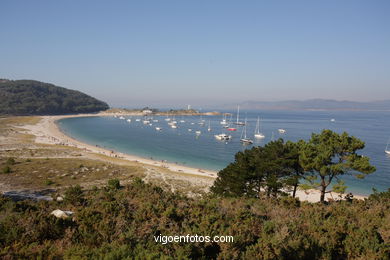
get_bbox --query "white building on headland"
[142,109,153,114]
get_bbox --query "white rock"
[50,209,73,219]
[56,196,64,202]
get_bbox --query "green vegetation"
[212,130,376,203]
[0,79,109,115]
[2,165,11,174]
[300,130,376,202]
[107,178,121,190]
[0,180,389,259]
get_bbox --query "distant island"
[222,99,390,111]
[0,79,109,115]
[105,107,220,116]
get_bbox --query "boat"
[240,119,253,144]
[207,121,212,132]
[198,115,205,126]
[195,130,201,135]
[171,124,178,129]
[135,118,141,122]
[188,129,192,132]
[180,120,185,123]
[153,119,159,122]
[220,114,227,125]
[119,116,125,120]
[227,127,237,131]
[234,105,245,125]
[254,117,265,139]
[155,127,162,131]
[386,139,390,154]
[143,120,150,124]
[330,118,336,122]
[214,133,232,140]
[127,119,131,123]
[278,129,286,134]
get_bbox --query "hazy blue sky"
[1,0,389,108]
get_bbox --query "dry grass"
[0,157,145,191]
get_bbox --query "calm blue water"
[58,110,390,195]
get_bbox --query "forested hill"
[0,79,109,115]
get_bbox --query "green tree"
[299,130,376,203]
[211,139,299,198]
[283,140,306,198]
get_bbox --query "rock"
[50,209,73,219]
[56,196,64,202]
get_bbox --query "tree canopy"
[211,139,304,198]
[300,129,376,203]
[0,79,109,115]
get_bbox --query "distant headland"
[0,79,109,115]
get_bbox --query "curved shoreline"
[26,114,218,179]
[21,114,367,202]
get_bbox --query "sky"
[1,0,389,108]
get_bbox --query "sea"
[58,110,390,196]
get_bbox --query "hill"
[0,79,109,115]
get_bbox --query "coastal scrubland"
[0,179,389,259]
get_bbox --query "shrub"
[64,185,84,206]
[2,166,11,174]
[6,157,16,165]
[107,179,120,190]
[44,179,55,186]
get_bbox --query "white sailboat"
[220,114,227,125]
[385,138,390,154]
[207,121,212,132]
[240,119,253,144]
[198,115,205,126]
[234,105,245,125]
[254,117,265,139]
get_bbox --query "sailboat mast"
[244,119,247,138]
[236,106,239,123]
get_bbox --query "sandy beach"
[21,113,367,203]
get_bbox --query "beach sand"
[21,113,367,203]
